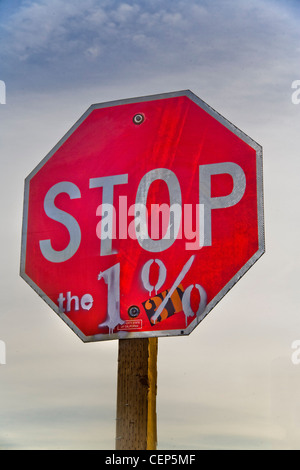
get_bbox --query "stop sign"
[20,90,264,342]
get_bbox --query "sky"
[0,0,300,450]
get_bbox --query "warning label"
[117,319,143,331]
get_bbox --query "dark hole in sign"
[128,305,140,318]
[133,113,145,125]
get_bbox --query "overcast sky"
[0,0,300,450]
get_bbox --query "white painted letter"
[39,182,81,263]
[66,291,79,312]
[98,263,124,333]
[81,294,93,311]
[141,259,167,296]
[57,292,66,312]
[135,168,182,252]
[90,174,128,256]
[199,162,246,246]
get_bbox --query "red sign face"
[20,91,264,342]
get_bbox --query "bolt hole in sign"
[20,90,265,342]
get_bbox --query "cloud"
[0,0,299,93]
[1,0,139,61]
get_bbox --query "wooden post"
[116,338,158,450]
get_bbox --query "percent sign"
[98,255,207,333]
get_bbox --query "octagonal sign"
[20,90,264,342]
